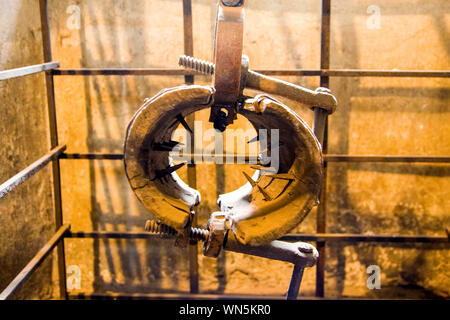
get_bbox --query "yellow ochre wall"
[0,0,449,299]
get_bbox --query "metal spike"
[153,140,184,151]
[166,162,186,174]
[265,173,296,181]
[152,162,186,180]
[242,171,257,187]
[257,185,273,201]
[176,114,193,133]
[242,171,272,201]
[166,140,184,148]
[247,136,259,144]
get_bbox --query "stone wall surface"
[0,0,58,300]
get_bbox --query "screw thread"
[179,55,215,75]
[145,220,209,242]
[145,220,177,236]
[189,227,210,242]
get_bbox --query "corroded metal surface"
[209,1,245,130]
[212,0,244,105]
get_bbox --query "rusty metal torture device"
[124,0,337,299]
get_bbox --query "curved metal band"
[124,85,323,245]
[213,1,245,105]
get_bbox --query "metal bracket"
[210,0,245,131]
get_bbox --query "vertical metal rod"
[182,0,199,294]
[313,0,331,298]
[286,264,305,300]
[39,0,67,300]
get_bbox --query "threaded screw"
[189,227,210,242]
[145,220,209,242]
[179,55,215,75]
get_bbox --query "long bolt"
[145,220,209,242]
[179,55,214,75]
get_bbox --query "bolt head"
[221,0,243,7]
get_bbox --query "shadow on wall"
[0,0,56,299]
[326,1,450,298]
[76,0,189,294]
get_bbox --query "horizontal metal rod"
[0,145,67,200]
[60,153,123,160]
[53,68,193,76]
[52,68,450,78]
[60,153,450,164]
[67,231,174,239]
[326,155,450,163]
[69,292,285,300]
[279,233,449,243]
[68,292,389,301]
[0,62,60,81]
[0,224,70,300]
[67,231,448,244]
[323,69,450,78]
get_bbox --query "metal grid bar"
[38,0,67,300]
[60,153,124,160]
[314,0,331,298]
[51,68,450,78]
[68,292,411,300]
[69,292,286,300]
[0,145,66,200]
[326,155,450,163]
[182,0,200,294]
[280,233,449,243]
[59,153,450,163]
[0,62,60,81]
[0,225,70,300]
[65,230,449,244]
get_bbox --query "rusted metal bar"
[182,0,199,294]
[0,145,66,200]
[66,230,449,244]
[0,224,70,300]
[286,264,305,300]
[246,70,337,112]
[60,153,450,164]
[0,62,60,81]
[39,0,67,299]
[69,292,285,300]
[280,233,449,243]
[258,69,450,78]
[314,0,332,298]
[52,68,193,76]
[325,155,450,163]
[60,153,124,160]
[67,231,175,239]
[323,69,450,78]
[312,109,328,145]
[52,68,450,78]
